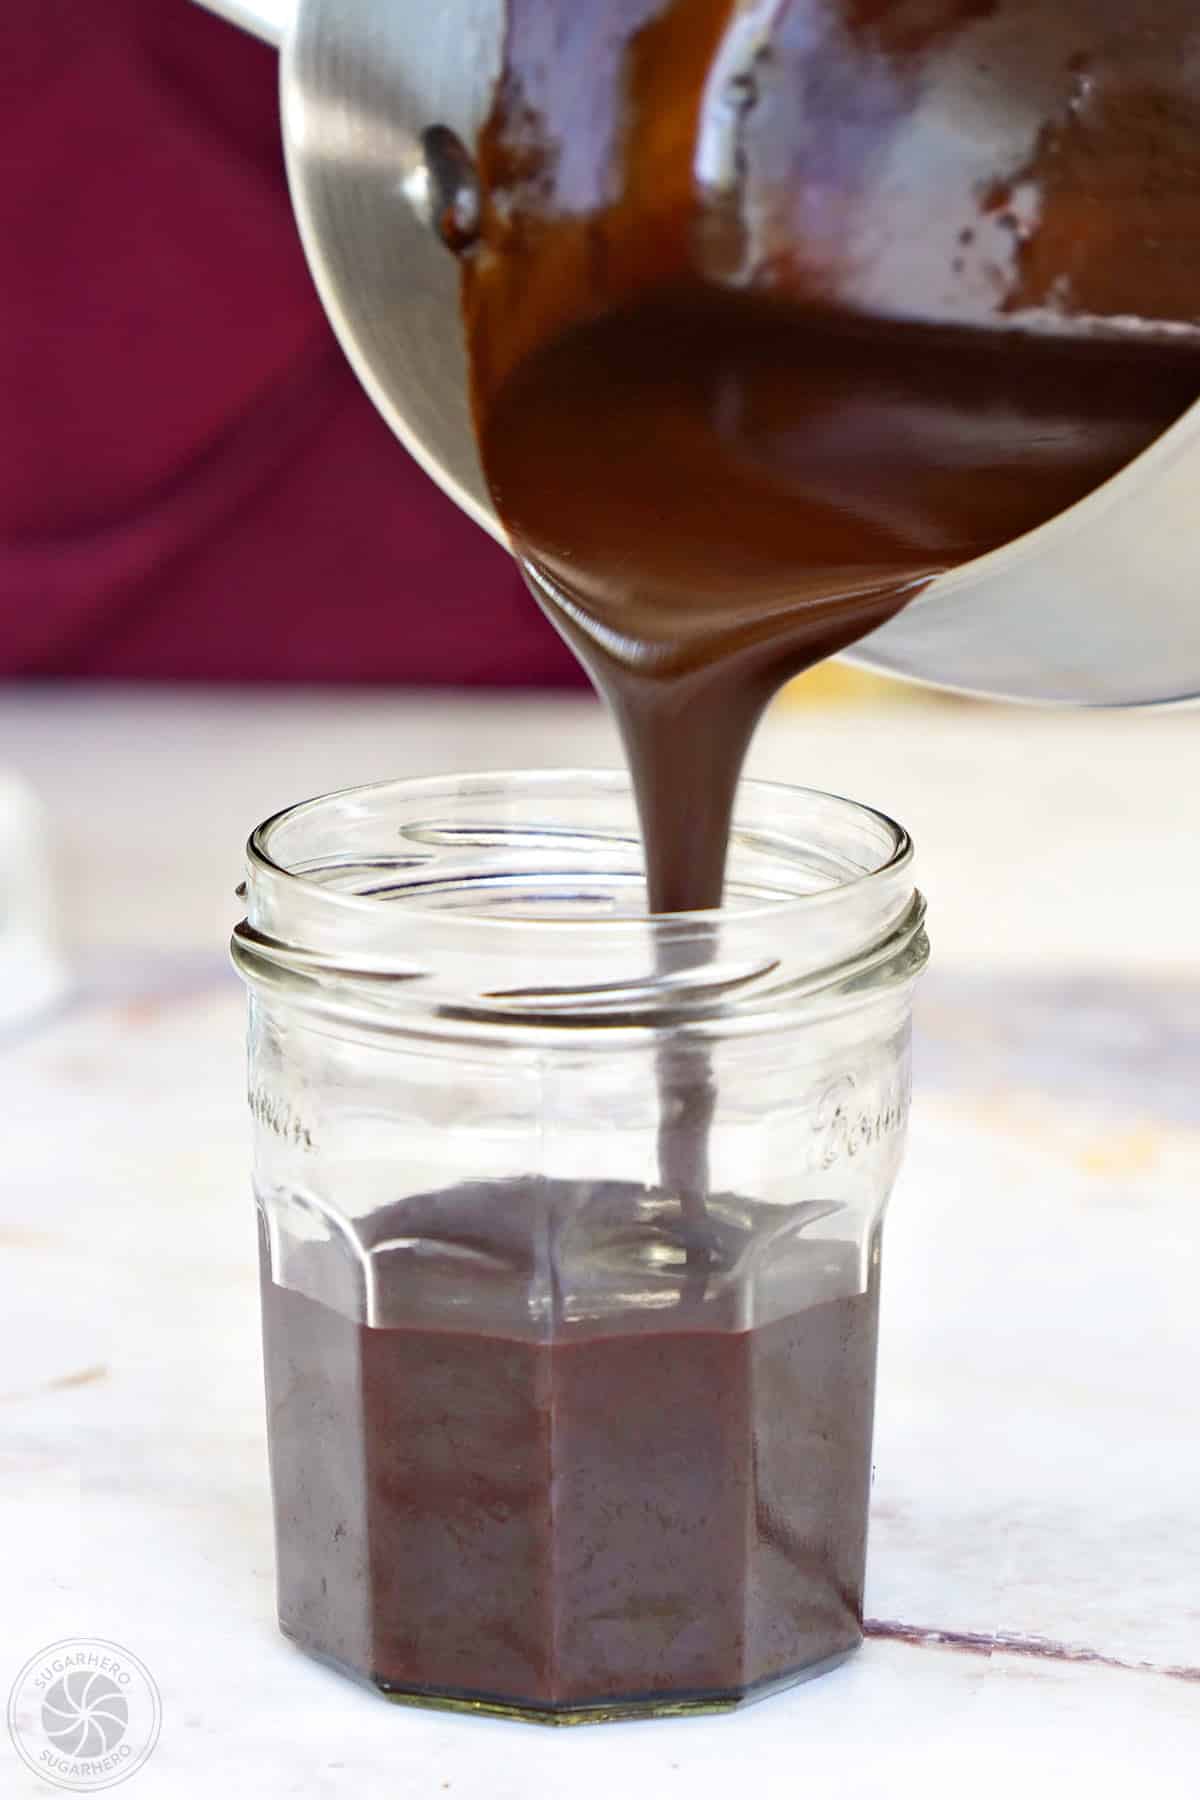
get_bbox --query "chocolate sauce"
[260,1184,879,1714]
[475,294,1193,908]
[464,0,1200,912]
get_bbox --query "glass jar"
[233,770,928,1724]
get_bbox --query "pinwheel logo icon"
[8,1640,160,1791]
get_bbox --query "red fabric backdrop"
[1,0,582,685]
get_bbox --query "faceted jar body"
[234,772,928,1722]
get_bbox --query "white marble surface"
[2,687,1198,1797]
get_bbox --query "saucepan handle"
[190,0,294,48]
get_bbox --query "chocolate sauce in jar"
[261,1182,880,1714]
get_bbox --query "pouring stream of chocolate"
[457,0,1200,1218]
[463,0,1200,915]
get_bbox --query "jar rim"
[247,767,913,936]
[235,769,926,1042]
